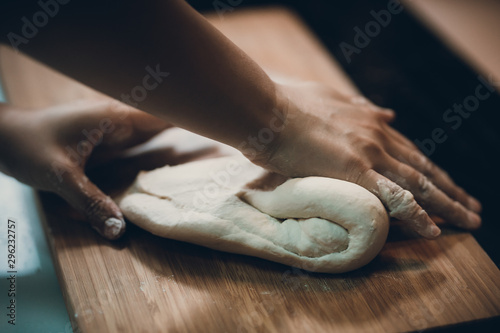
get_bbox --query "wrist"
[240,82,292,170]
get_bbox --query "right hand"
[249,81,481,239]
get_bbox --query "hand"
[253,81,482,239]
[0,99,169,240]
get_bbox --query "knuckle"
[389,190,421,220]
[344,154,370,183]
[378,179,411,211]
[376,178,426,222]
[409,150,430,171]
[416,174,435,202]
[358,136,384,157]
[395,160,414,178]
[368,125,386,140]
[388,187,412,211]
[421,158,434,175]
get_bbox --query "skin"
[267,82,481,238]
[0,0,481,239]
[0,100,169,239]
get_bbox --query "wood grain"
[1,7,499,333]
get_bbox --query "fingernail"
[467,211,481,228]
[467,197,482,213]
[104,217,125,239]
[427,225,441,238]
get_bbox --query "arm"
[1,0,276,147]
[0,0,481,238]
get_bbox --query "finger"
[87,105,171,166]
[383,124,419,151]
[386,141,482,213]
[108,99,172,137]
[376,157,481,230]
[373,108,396,122]
[382,125,481,212]
[60,99,170,150]
[126,110,172,142]
[348,96,396,122]
[53,165,126,240]
[357,169,441,239]
[101,101,171,149]
[348,95,372,106]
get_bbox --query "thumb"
[53,166,126,240]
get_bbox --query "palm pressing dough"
[117,155,389,273]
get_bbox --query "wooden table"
[1,7,499,333]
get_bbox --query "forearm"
[0,0,277,147]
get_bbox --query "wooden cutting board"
[1,7,499,333]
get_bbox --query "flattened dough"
[117,155,389,273]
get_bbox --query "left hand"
[249,81,482,238]
[0,99,169,239]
